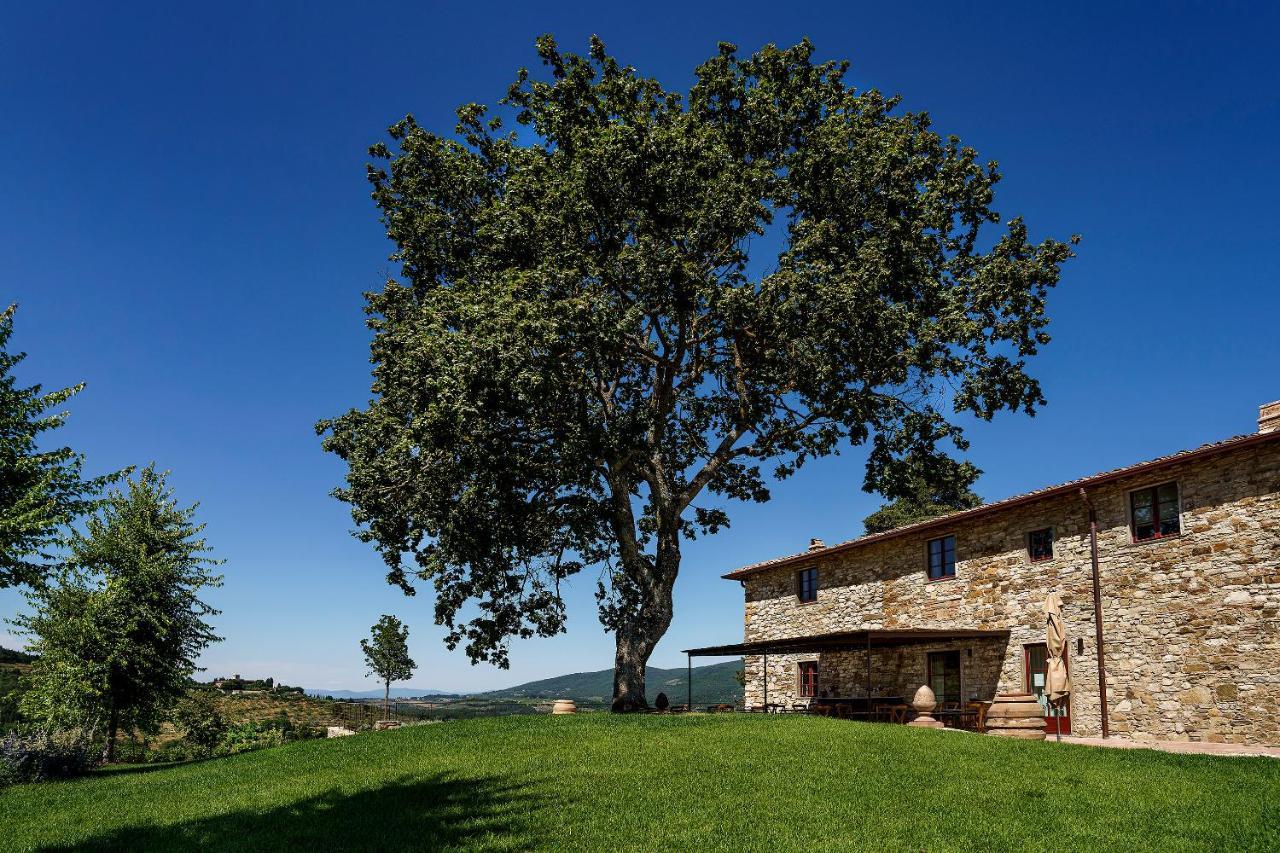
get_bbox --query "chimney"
[808,538,825,551]
[1261,400,1280,434]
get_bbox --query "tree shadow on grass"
[42,772,544,852]
[92,755,222,776]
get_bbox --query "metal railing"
[324,700,439,730]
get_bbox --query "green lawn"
[2,715,1276,851]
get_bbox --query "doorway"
[926,650,962,707]
[1024,642,1071,734]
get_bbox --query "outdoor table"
[933,708,979,729]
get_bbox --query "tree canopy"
[13,466,222,759]
[0,305,120,588]
[319,36,1076,709]
[861,454,983,534]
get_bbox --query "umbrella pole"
[1055,700,1062,742]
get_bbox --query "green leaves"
[0,305,124,588]
[12,466,223,735]
[862,451,985,535]
[361,615,416,687]
[321,37,1076,683]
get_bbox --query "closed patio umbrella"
[1043,592,1070,741]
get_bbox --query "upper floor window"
[1028,528,1054,562]
[796,567,818,603]
[1130,482,1180,541]
[798,660,819,697]
[927,535,956,581]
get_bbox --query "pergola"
[682,627,1011,711]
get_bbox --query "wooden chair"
[968,702,990,733]
[889,704,910,724]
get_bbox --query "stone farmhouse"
[690,401,1280,745]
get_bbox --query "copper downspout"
[1079,488,1110,738]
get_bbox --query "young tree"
[0,305,121,588]
[319,37,1076,710]
[861,454,984,534]
[361,615,416,719]
[13,466,222,760]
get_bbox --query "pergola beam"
[683,627,1010,659]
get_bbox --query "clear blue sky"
[1,2,1276,693]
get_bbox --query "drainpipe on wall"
[1079,488,1110,738]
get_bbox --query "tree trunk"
[603,466,681,713]
[104,700,119,764]
[610,534,679,712]
[384,680,390,720]
[611,633,654,712]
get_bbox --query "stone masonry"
[732,411,1280,745]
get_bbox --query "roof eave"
[722,428,1280,581]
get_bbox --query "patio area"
[683,627,1015,732]
[1060,736,1280,759]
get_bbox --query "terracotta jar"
[985,693,1046,740]
[551,698,577,715]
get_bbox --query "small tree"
[361,615,416,719]
[173,691,226,753]
[0,305,121,588]
[13,466,223,761]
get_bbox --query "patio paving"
[1059,735,1280,758]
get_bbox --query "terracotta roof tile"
[722,429,1280,580]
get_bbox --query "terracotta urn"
[551,698,577,715]
[908,684,944,728]
[985,693,1046,740]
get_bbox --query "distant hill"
[474,659,744,707]
[306,688,455,700]
[0,646,36,665]
[2,647,35,727]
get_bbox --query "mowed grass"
[2,715,1277,852]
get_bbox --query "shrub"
[218,722,284,755]
[0,730,97,786]
[173,693,226,750]
[287,724,325,741]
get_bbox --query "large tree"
[360,614,417,719]
[0,304,120,588]
[319,37,1076,710]
[13,466,222,760]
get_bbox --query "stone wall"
[740,438,1280,745]
[745,639,1008,710]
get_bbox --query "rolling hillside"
[1,646,35,727]
[0,646,36,665]
[474,659,744,707]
